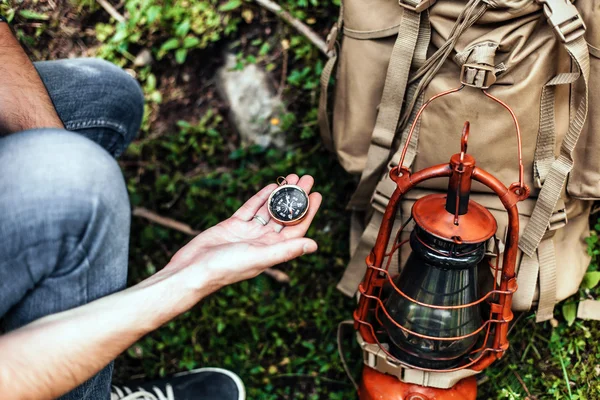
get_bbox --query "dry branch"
[253,0,329,55]
[133,207,201,236]
[132,207,290,283]
[96,0,126,23]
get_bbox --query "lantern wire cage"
[355,218,516,373]
[353,84,529,375]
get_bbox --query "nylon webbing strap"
[403,368,480,389]
[512,252,540,311]
[577,300,600,320]
[337,211,383,297]
[343,25,402,40]
[535,238,557,322]
[346,4,423,211]
[520,36,590,257]
[318,55,338,152]
[357,331,480,389]
[533,70,582,188]
[317,3,343,152]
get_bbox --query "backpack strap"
[318,3,343,152]
[357,331,481,389]
[345,3,429,211]
[578,300,600,321]
[533,64,585,189]
[536,237,558,321]
[520,0,589,321]
[512,252,540,311]
[336,9,432,296]
[521,2,589,257]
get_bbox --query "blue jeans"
[0,59,144,399]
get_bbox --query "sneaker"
[111,367,246,400]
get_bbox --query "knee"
[0,129,131,258]
[51,58,145,151]
[77,59,145,145]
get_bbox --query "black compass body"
[268,184,309,225]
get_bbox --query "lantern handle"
[398,85,525,190]
[460,121,469,163]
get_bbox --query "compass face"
[268,186,309,223]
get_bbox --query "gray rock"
[216,53,286,149]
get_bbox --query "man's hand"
[0,23,64,135]
[162,174,321,293]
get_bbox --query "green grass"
[3,1,600,398]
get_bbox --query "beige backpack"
[319,0,600,324]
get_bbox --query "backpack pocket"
[331,0,404,174]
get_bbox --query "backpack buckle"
[371,176,397,214]
[398,0,437,13]
[536,0,586,43]
[548,207,568,231]
[460,63,497,89]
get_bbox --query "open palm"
[166,174,322,288]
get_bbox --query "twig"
[132,207,290,283]
[262,268,290,283]
[96,0,126,23]
[513,371,535,400]
[252,0,329,55]
[278,40,289,97]
[133,207,201,236]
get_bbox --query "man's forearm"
[0,267,211,400]
[0,23,63,134]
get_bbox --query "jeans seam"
[65,118,128,138]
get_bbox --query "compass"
[267,177,310,226]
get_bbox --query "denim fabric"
[0,59,144,400]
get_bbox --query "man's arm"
[0,179,321,399]
[0,22,63,135]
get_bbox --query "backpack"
[319,0,600,329]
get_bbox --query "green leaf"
[175,19,191,37]
[219,0,243,12]
[145,5,161,23]
[562,302,577,326]
[259,42,271,56]
[160,38,180,52]
[175,48,188,64]
[19,9,49,20]
[581,271,600,289]
[183,36,200,49]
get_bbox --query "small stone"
[216,53,286,149]
[550,318,559,328]
[134,49,153,67]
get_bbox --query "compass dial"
[268,185,309,224]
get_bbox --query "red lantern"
[353,87,529,399]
